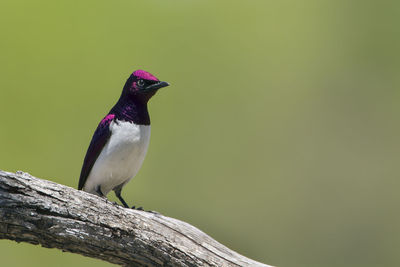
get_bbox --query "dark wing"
[78,114,115,190]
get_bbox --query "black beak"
[144,81,170,92]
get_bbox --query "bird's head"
[123,69,169,102]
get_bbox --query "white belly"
[83,120,151,195]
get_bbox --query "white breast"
[83,120,151,195]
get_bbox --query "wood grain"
[0,170,272,267]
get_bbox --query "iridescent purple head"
[122,69,169,102]
[133,70,159,82]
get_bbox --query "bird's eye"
[137,79,145,87]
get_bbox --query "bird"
[78,69,169,209]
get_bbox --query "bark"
[0,170,272,267]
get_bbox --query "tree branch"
[0,170,272,267]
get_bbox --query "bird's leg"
[114,189,130,208]
[113,186,133,208]
[96,185,112,205]
[96,185,105,197]
[114,185,143,210]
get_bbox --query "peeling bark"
[0,170,272,267]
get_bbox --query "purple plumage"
[78,70,169,208]
[78,114,114,190]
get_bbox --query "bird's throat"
[111,97,150,125]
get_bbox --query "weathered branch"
[0,170,272,267]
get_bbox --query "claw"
[146,210,160,215]
[131,206,144,210]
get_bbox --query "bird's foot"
[130,206,159,214]
[146,210,160,215]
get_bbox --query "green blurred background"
[1,0,399,266]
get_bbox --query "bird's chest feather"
[85,120,151,194]
[99,120,151,172]
[105,120,151,160]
